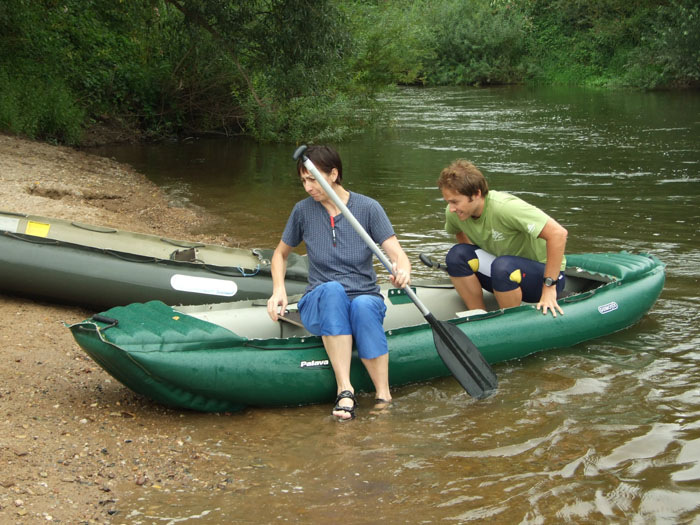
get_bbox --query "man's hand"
[536,286,564,317]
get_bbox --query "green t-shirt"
[444,190,566,270]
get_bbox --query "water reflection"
[89,86,700,523]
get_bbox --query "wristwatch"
[543,276,556,287]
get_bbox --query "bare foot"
[370,398,393,415]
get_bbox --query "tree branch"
[163,0,264,107]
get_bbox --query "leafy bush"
[422,0,529,85]
[1,0,697,146]
[0,69,84,144]
[623,0,700,88]
[340,1,434,86]
[519,0,700,88]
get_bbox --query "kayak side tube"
[68,252,665,412]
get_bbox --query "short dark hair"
[437,159,489,198]
[296,145,343,184]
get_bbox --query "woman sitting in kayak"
[267,145,411,421]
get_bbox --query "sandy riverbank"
[0,133,238,523]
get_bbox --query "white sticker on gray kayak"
[0,217,20,233]
[598,302,618,314]
[170,274,238,297]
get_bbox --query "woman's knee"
[349,295,386,324]
[319,280,345,296]
[311,281,348,309]
[299,282,351,335]
[350,296,388,359]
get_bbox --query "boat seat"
[170,247,198,262]
[277,310,305,328]
[455,308,487,318]
[276,309,311,338]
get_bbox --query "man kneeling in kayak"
[437,159,568,318]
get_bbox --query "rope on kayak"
[107,249,262,277]
[197,263,261,277]
[103,249,158,263]
[237,265,259,277]
[4,231,263,277]
[91,314,119,330]
[160,237,206,249]
[243,340,324,350]
[3,231,59,245]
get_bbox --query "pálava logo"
[300,359,330,369]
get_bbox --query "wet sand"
[0,133,235,523]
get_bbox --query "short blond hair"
[437,159,489,198]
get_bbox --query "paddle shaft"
[294,147,429,317]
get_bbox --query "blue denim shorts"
[298,281,388,359]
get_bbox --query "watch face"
[544,277,556,287]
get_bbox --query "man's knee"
[491,256,522,292]
[446,244,480,277]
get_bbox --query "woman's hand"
[390,261,411,289]
[267,290,288,322]
[382,236,411,289]
[268,240,293,322]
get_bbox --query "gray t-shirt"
[282,192,395,298]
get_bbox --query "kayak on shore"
[68,251,665,412]
[0,210,308,308]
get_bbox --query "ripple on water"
[106,86,700,524]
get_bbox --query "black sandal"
[333,390,357,422]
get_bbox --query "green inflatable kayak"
[0,210,308,307]
[68,252,665,412]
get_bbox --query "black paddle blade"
[427,314,497,399]
[419,252,446,271]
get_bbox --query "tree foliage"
[424,0,529,85]
[0,0,697,146]
[0,0,384,143]
[624,0,700,88]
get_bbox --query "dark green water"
[90,86,700,523]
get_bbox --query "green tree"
[424,0,529,85]
[1,0,698,146]
[340,1,434,86]
[0,0,387,144]
[624,0,700,87]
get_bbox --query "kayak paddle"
[292,145,497,399]
[419,252,447,271]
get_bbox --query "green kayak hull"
[0,210,308,307]
[68,252,665,412]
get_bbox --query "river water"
[90,86,699,523]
